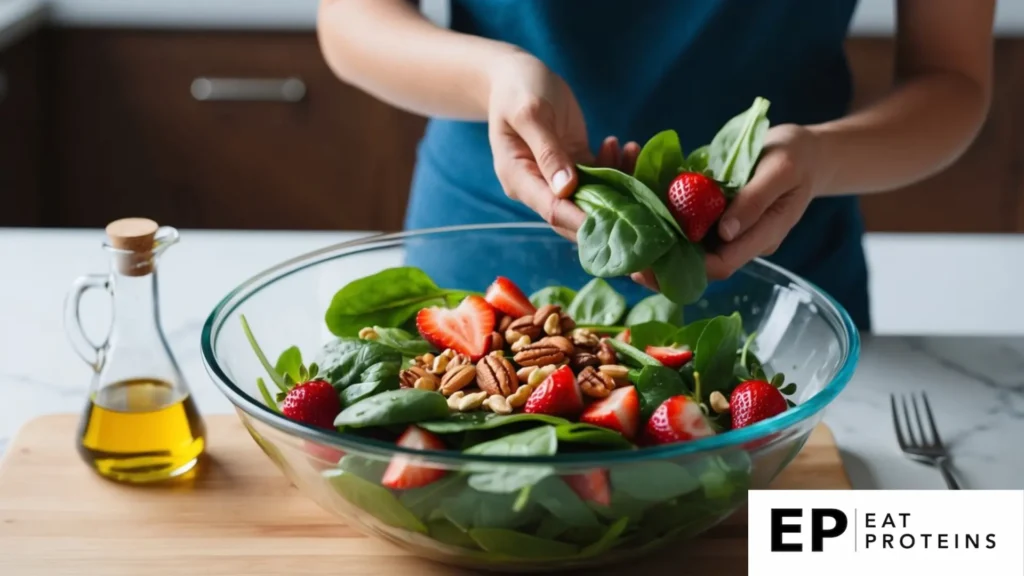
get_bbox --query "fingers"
[621,141,640,174]
[596,136,620,168]
[631,269,659,291]
[717,150,797,242]
[508,103,578,198]
[705,194,801,280]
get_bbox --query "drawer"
[48,29,427,231]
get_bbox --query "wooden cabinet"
[0,33,44,226]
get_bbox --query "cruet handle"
[63,273,112,372]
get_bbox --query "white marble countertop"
[3,0,1024,35]
[0,227,1022,492]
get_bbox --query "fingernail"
[552,170,570,194]
[720,218,740,241]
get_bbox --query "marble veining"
[1,229,1022,493]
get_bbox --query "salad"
[238,97,802,563]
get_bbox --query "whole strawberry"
[729,380,788,429]
[667,172,727,242]
[282,380,341,429]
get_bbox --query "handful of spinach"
[572,97,772,306]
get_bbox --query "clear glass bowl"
[201,223,859,572]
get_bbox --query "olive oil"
[78,378,206,483]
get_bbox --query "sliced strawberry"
[644,395,716,445]
[523,365,583,417]
[730,380,788,429]
[616,329,631,344]
[381,425,447,490]
[303,440,345,470]
[484,276,536,318]
[563,469,611,507]
[281,380,341,429]
[416,295,495,361]
[580,385,640,440]
[645,346,694,369]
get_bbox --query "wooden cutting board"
[0,414,850,575]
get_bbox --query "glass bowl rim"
[200,222,860,466]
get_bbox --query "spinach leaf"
[274,346,303,383]
[316,337,402,389]
[635,365,690,419]
[632,129,685,201]
[606,338,660,367]
[609,461,700,501]
[625,294,682,327]
[464,426,558,493]
[359,361,400,383]
[335,454,388,482]
[554,423,634,450]
[592,492,653,526]
[627,321,678,351]
[566,278,626,326]
[685,145,710,173]
[529,286,577,309]
[371,326,432,357]
[578,165,683,237]
[579,516,630,558]
[400,474,465,520]
[706,97,771,188]
[574,184,675,277]
[468,528,579,559]
[532,476,601,527]
[651,240,707,305]
[535,516,570,540]
[426,518,479,549]
[736,331,767,381]
[671,319,711,351]
[419,412,571,434]
[239,315,287,392]
[324,266,450,337]
[693,313,744,401]
[339,378,399,407]
[324,470,427,533]
[333,389,449,428]
[442,489,542,531]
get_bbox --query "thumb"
[511,112,578,198]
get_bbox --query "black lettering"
[921,533,932,548]
[883,534,894,548]
[966,534,979,549]
[986,534,997,549]
[865,534,876,548]
[865,513,875,528]
[771,509,803,552]
[899,512,910,528]
[882,513,895,528]
[811,509,848,552]
[938,534,948,549]
[900,534,915,549]
[954,533,960,548]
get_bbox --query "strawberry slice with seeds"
[484,276,536,318]
[645,346,694,369]
[416,295,495,361]
[580,385,640,440]
[730,380,788,429]
[523,365,583,417]
[644,395,716,445]
[381,425,447,490]
[563,469,611,507]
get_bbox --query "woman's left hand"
[705,124,827,280]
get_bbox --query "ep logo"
[770,508,849,552]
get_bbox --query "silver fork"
[890,392,961,489]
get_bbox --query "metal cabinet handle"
[190,77,306,103]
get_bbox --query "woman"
[317,0,993,331]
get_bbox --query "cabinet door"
[0,33,43,226]
[48,30,426,231]
[846,38,1024,233]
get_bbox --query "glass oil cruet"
[64,217,206,483]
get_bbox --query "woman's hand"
[487,50,638,239]
[704,124,826,280]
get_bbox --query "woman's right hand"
[487,50,637,240]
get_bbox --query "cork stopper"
[106,217,160,276]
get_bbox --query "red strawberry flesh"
[416,295,495,360]
[644,395,715,445]
[281,380,341,429]
[645,345,694,369]
[730,380,788,429]
[382,425,447,490]
[523,365,583,417]
[580,385,640,439]
[484,276,536,318]
[667,172,727,242]
[564,470,611,507]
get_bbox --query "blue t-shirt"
[403,0,870,330]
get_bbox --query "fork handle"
[937,458,961,490]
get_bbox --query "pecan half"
[440,364,477,396]
[578,366,615,399]
[570,351,601,371]
[571,328,600,350]
[505,315,542,343]
[541,336,574,355]
[400,366,436,389]
[513,341,565,367]
[596,339,618,365]
[559,314,576,333]
[498,314,514,333]
[533,304,561,327]
[476,355,519,396]
[489,331,505,353]
[448,352,471,370]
